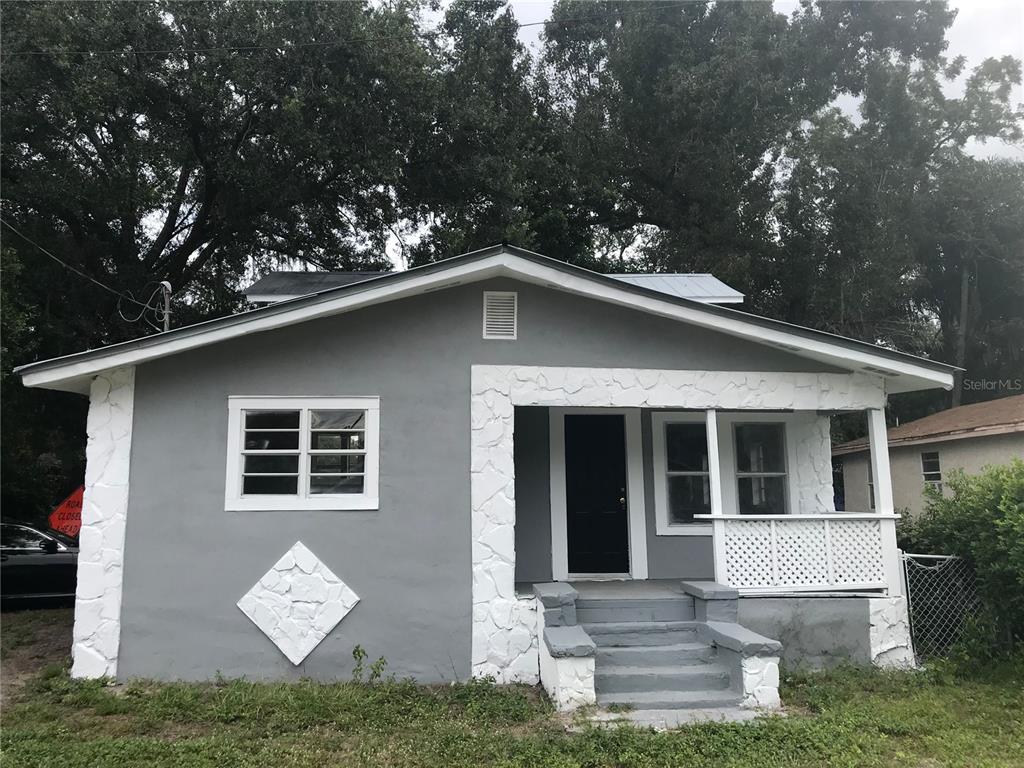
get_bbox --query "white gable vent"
[482,291,518,340]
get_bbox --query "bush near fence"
[898,458,1024,655]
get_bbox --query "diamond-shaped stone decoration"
[237,541,359,665]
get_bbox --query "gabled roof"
[246,269,744,305]
[16,244,957,395]
[834,394,1024,455]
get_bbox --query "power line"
[3,3,685,57]
[0,216,153,309]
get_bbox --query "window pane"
[665,423,709,472]
[243,475,298,495]
[310,475,364,494]
[310,431,363,450]
[245,410,300,429]
[310,455,365,474]
[244,454,300,474]
[245,431,299,450]
[738,476,787,515]
[667,475,711,524]
[311,410,365,430]
[735,424,786,473]
[921,452,941,474]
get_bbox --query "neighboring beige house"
[835,394,1024,517]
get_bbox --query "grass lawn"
[1,608,1022,767]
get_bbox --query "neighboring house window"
[225,397,380,511]
[921,451,942,493]
[867,463,876,510]
[734,423,788,515]
[652,413,712,535]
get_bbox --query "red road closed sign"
[49,486,84,538]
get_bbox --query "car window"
[1,524,49,550]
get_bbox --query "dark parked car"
[1,523,78,600]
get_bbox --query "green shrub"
[911,458,1024,650]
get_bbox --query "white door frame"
[549,407,649,581]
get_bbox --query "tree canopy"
[2,0,1022,518]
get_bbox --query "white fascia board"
[694,296,745,305]
[246,293,306,304]
[20,251,954,394]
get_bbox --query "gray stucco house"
[17,245,958,713]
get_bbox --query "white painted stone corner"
[237,541,360,666]
[868,596,917,669]
[740,655,781,710]
[72,367,136,679]
[538,639,596,712]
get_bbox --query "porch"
[469,365,910,685]
[512,403,902,597]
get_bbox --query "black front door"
[564,414,630,574]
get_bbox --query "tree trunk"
[952,261,970,407]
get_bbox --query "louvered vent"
[482,291,518,340]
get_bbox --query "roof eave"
[17,245,958,395]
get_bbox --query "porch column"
[706,409,729,585]
[868,408,902,596]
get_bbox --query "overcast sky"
[503,0,1024,159]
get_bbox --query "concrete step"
[596,664,732,694]
[583,621,700,647]
[576,598,695,624]
[596,642,716,666]
[597,688,742,711]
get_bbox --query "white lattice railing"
[700,514,899,594]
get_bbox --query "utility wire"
[0,216,155,309]
[3,2,685,57]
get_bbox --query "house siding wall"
[118,277,844,682]
[841,431,1024,517]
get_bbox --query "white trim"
[651,411,713,536]
[548,407,648,581]
[21,249,955,394]
[868,408,903,596]
[482,290,518,340]
[549,412,568,581]
[224,396,380,512]
[694,513,901,520]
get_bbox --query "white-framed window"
[733,422,788,515]
[224,396,380,511]
[652,412,713,535]
[921,450,942,493]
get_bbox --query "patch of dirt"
[1,605,74,706]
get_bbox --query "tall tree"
[1,0,435,516]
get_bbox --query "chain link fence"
[901,553,982,659]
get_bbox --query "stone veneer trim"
[470,365,885,680]
[868,595,917,668]
[71,367,135,679]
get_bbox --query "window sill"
[225,496,379,512]
[655,524,712,537]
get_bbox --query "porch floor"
[515,579,687,600]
